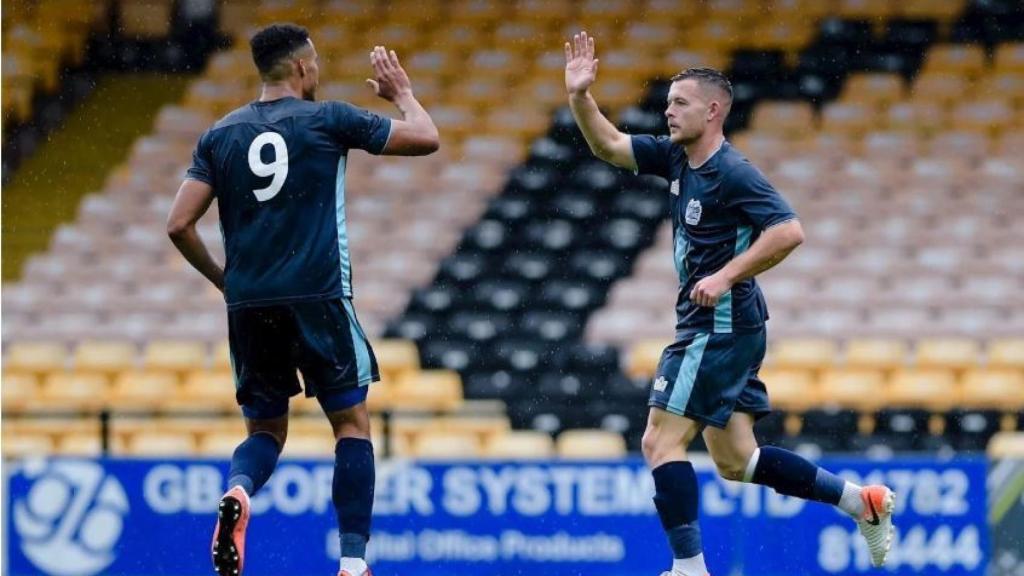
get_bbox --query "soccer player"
[167,23,439,576]
[563,32,895,575]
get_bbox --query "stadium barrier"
[4,455,989,576]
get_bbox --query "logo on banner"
[685,199,702,225]
[12,459,129,576]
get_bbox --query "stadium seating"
[4,0,1024,458]
[1,0,109,124]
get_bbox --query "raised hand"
[564,31,599,95]
[367,45,413,102]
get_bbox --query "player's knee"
[713,457,747,482]
[641,426,676,467]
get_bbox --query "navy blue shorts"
[227,298,379,420]
[648,328,770,428]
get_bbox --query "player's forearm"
[568,91,628,165]
[392,92,439,149]
[168,226,225,291]
[720,220,804,284]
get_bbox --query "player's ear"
[296,58,306,78]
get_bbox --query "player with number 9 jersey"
[168,23,438,576]
[187,98,389,306]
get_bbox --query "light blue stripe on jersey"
[667,333,710,414]
[335,155,352,296]
[674,232,689,285]
[341,298,373,385]
[714,225,753,334]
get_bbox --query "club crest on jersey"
[685,198,702,225]
[653,376,668,392]
[669,179,680,196]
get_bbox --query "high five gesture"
[564,31,599,95]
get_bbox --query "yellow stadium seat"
[820,102,877,137]
[687,19,743,52]
[960,369,1024,410]
[178,368,239,405]
[898,0,965,20]
[365,380,396,412]
[124,432,196,456]
[995,43,1024,74]
[2,434,54,458]
[836,0,894,19]
[1,372,39,412]
[4,341,67,375]
[281,433,335,458]
[840,73,905,109]
[769,338,838,371]
[391,370,463,412]
[915,339,981,371]
[120,0,173,39]
[844,339,909,371]
[988,339,1024,370]
[758,368,819,411]
[196,432,242,456]
[212,340,232,372]
[910,74,969,106]
[556,429,627,459]
[483,108,552,142]
[38,373,110,410]
[372,339,420,382]
[627,339,670,380]
[58,434,105,456]
[142,341,208,373]
[885,101,947,135]
[951,99,1015,137]
[887,370,959,411]
[819,369,887,411]
[448,0,508,26]
[921,45,986,78]
[411,431,482,459]
[751,101,816,139]
[741,20,816,52]
[484,431,555,459]
[110,370,181,411]
[988,432,1024,458]
[74,341,138,374]
[436,415,510,443]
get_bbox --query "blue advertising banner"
[3,456,988,576]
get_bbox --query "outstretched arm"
[167,179,224,291]
[366,46,439,155]
[564,31,637,171]
[689,220,804,307]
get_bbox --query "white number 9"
[247,131,289,202]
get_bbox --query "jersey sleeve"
[326,101,393,155]
[630,134,675,179]
[724,162,798,230]
[185,130,216,186]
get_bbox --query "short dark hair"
[671,67,733,102]
[250,23,310,79]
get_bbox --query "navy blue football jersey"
[186,97,392,309]
[631,137,797,335]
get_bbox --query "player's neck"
[259,82,302,102]
[685,132,726,169]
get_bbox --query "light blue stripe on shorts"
[666,333,710,415]
[341,299,372,386]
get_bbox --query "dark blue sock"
[651,461,702,560]
[227,432,281,496]
[751,446,844,505]
[334,437,375,558]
